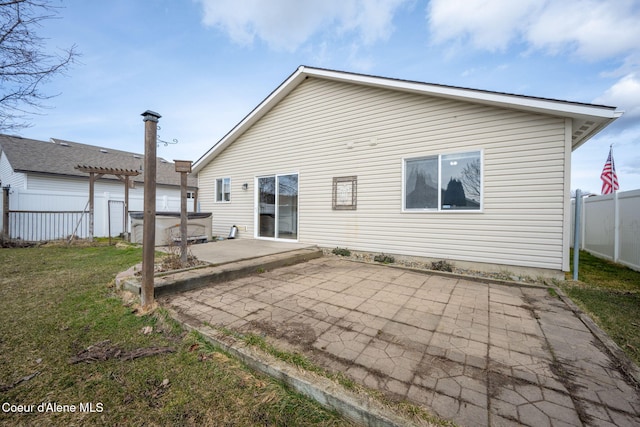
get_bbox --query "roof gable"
[0,135,196,188]
[193,66,622,174]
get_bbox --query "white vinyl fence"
[3,189,193,241]
[571,189,640,271]
[0,188,4,234]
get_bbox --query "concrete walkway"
[161,257,640,427]
[181,239,315,265]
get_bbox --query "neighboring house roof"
[193,65,623,174]
[0,135,197,188]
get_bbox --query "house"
[0,135,198,239]
[192,66,622,277]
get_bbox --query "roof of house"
[0,135,197,188]
[193,65,623,174]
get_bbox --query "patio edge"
[116,248,323,297]
[166,308,423,427]
[554,286,640,388]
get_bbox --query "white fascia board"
[301,67,621,120]
[192,67,308,174]
[193,65,622,174]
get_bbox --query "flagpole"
[611,143,615,193]
[608,143,620,262]
[601,144,619,195]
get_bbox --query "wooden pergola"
[74,165,140,241]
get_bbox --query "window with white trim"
[215,177,231,202]
[404,151,481,211]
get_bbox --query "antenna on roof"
[156,125,178,146]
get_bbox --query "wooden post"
[87,172,103,242]
[89,172,95,242]
[174,160,192,264]
[180,172,188,263]
[124,175,130,242]
[141,110,161,310]
[2,186,9,238]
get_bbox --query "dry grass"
[563,249,640,366]
[0,244,352,426]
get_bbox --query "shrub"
[431,260,453,272]
[374,254,395,264]
[332,247,351,257]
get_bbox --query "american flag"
[600,147,619,195]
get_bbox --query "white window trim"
[402,150,483,213]
[215,177,231,203]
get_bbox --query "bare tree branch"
[0,0,78,131]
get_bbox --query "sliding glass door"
[258,176,276,238]
[257,174,298,240]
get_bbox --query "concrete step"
[117,247,323,298]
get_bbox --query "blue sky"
[19,0,640,193]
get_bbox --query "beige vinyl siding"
[199,77,567,270]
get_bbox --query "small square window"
[215,177,231,202]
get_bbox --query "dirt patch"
[415,354,466,379]
[156,252,207,272]
[519,304,540,319]
[486,360,544,398]
[243,320,317,347]
[549,359,593,424]
[301,308,343,327]
[487,371,517,398]
[0,238,37,248]
[376,330,428,353]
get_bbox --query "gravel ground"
[321,247,554,286]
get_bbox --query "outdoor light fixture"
[242,183,248,190]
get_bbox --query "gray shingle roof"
[0,135,196,188]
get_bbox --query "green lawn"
[563,249,640,366]
[0,244,352,426]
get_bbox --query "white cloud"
[339,0,407,45]
[427,0,640,61]
[427,0,541,52]
[594,73,640,120]
[526,0,640,61]
[197,0,408,51]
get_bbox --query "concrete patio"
[156,243,640,426]
[183,238,316,265]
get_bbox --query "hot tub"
[129,212,212,246]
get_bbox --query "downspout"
[561,118,573,272]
